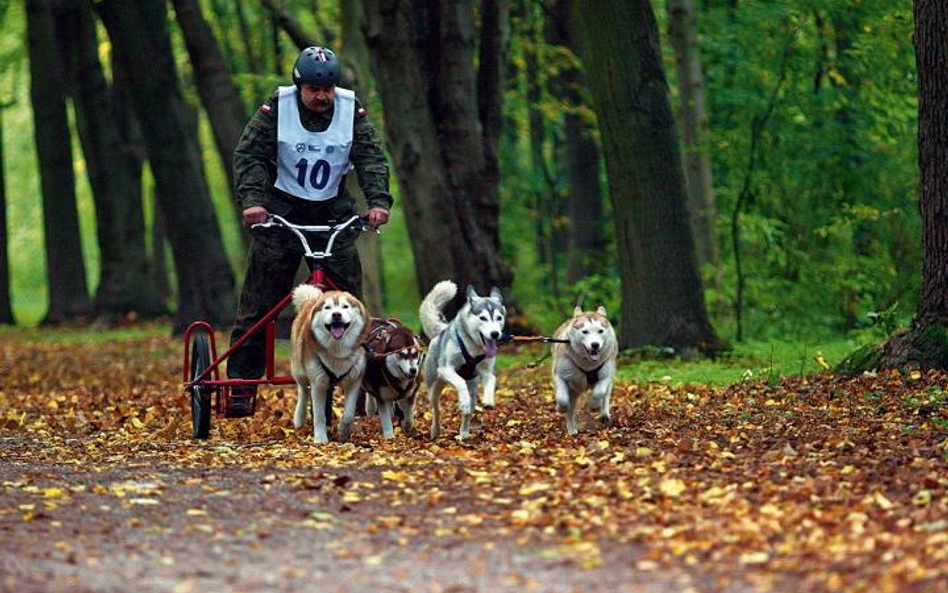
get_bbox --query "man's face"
[300,84,335,113]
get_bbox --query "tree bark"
[96,0,235,332]
[26,0,92,323]
[667,0,717,267]
[362,0,512,307]
[0,102,13,324]
[55,0,163,319]
[233,0,261,74]
[170,0,247,201]
[260,0,316,50]
[550,0,605,284]
[572,0,722,354]
[340,0,384,316]
[878,0,948,370]
[171,0,249,250]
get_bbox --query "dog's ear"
[466,284,479,304]
[596,305,607,316]
[573,305,583,317]
[489,286,503,302]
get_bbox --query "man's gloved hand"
[243,206,270,226]
[366,207,390,230]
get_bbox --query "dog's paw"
[599,414,613,428]
[338,420,353,442]
[314,433,329,445]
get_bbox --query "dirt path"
[1,440,725,593]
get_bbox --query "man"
[227,46,392,414]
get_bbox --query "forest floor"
[1,329,947,593]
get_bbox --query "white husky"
[290,285,370,444]
[419,280,506,440]
[550,305,618,435]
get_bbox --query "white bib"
[274,86,355,201]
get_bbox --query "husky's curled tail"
[419,280,457,339]
[292,284,323,311]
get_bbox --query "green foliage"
[696,0,918,340]
[0,0,925,358]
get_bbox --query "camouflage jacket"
[233,89,393,221]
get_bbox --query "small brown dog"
[361,319,424,438]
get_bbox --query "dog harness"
[362,319,422,401]
[454,329,485,380]
[318,356,352,389]
[362,362,419,401]
[583,362,605,386]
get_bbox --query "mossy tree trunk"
[876,0,948,371]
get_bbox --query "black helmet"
[292,46,341,88]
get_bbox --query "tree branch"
[259,0,315,50]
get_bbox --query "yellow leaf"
[912,490,933,506]
[43,487,66,499]
[380,470,409,483]
[739,551,770,565]
[186,509,206,516]
[909,370,922,381]
[130,417,145,429]
[873,492,895,510]
[518,482,550,496]
[659,478,686,498]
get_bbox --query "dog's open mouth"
[585,346,601,361]
[482,336,498,358]
[326,321,350,340]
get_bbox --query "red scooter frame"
[182,214,370,439]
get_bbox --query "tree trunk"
[170,0,246,199]
[234,0,261,74]
[667,0,717,267]
[550,0,605,284]
[340,0,384,316]
[26,0,92,323]
[0,103,14,324]
[261,0,317,50]
[55,0,163,319]
[171,0,249,249]
[572,0,722,355]
[362,0,512,307]
[879,0,948,370]
[96,0,235,332]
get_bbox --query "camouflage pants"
[227,197,363,380]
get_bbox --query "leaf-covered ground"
[1,330,947,592]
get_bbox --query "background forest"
[0,0,920,354]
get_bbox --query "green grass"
[614,336,871,386]
[493,335,876,387]
[0,322,169,345]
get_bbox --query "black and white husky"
[419,280,506,441]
